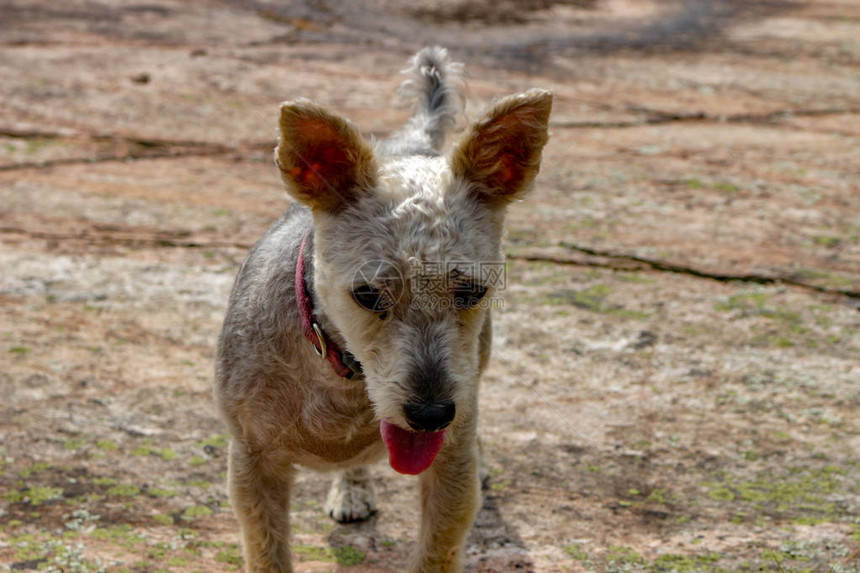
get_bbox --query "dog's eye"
[352,284,393,313]
[452,282,487,310]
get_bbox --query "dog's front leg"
[410,422,481,573]
[228,441,296,573]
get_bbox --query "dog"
[214,46,552,573]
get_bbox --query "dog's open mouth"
[379,420,446,475]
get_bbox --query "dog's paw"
[325,470,377,524]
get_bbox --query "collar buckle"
[311,322,327,358]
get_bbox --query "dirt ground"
[1,0,859,571]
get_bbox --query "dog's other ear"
[275,99,378,213]
[450,89,552,207]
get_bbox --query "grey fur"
[380,46,465,156]
[214,47,552,573]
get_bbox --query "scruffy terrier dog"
[214,47,552,573]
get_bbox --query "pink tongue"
[380,420,446,475]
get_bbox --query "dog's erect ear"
[275,99,378,213]
[450,89,552,207]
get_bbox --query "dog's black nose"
[403,401,456,432]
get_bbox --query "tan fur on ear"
[275,99,378,213]
[450,89,553,207]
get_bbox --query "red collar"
[295,234,361,379]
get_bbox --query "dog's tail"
[383,47,465,155]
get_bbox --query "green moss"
[189,454,208,466]
[91,477,117,486]
[294,544,336,562]
[107,484,140,497]
[285,538,364,566]
[564,543,588,560]
[708,487,736,502]
[717,291,830,348]
[149,542,172,560]
[63,437,87,450]
[608,307,649,320]
[19,461,51,478]
[646,488,670,503]
[11,533,47,561]
[147,487,178,498]
[130,446,153,456]
[8,346,30,355]
[653,552,722,572]
[96,440,118,451]
[90,524,145,547]
[616,273,655,284]
[186,479,211,489]
[759,307,801,324]
[793,269,854,289]
[565,216,598,231]
[20,538,108,570]
[790,515,827,526]
[812,236,841,248]
[715,292,768,313]
[27,486,64,506]
[159,448,177,461]
[605,545,645,566]
[25,139,51,154]
[333,545,366,566]
[713,181,740,193]
[543,284,648,319]
[182,505,213,521]
[703,466,849,525]
[490,479,511,491]
[570,284,611,311]
[3,489,24,503]
[198,434,230,449]
[216,544,243,568]
[177,528,196,539]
